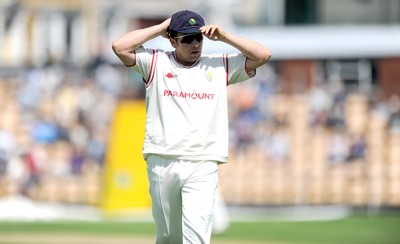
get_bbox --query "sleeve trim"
[145,50,158,88]
[244,57,256,78]
[224,54,229,86]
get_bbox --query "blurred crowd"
[227,65,400,166]
[0,61,126,202]
[0,61,399,205]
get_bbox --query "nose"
[192,39,201,46]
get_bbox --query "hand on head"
[165,10,226,41]
[160,18,171,38]
[200,25,226,41]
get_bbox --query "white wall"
[319,0,400,24]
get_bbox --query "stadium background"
[0,0,400,243]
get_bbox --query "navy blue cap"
[168,10,205,34]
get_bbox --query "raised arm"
[200,25,271,72]
[112,18,171,66]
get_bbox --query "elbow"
[252,48,272,67]
[111,40,122,55]
[261,48,272,63]
[112,39,131,56]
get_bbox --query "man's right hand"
[160,18,171,38]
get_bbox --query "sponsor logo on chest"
[162,70,217,100]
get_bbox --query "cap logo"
[188,18,197,25]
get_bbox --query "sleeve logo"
[166,72,177,79]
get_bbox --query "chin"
[190,52,201,60]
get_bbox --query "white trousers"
[146,155,219,244]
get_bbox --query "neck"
[174,52,198,66]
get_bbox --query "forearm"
[113,24,163,52]
[221,32,271,70]
[112,24,165,65]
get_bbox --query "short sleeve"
[226,53,256,85]
[131,47,159,84]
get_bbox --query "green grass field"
[0,214,399,244]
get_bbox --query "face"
[171,33,203,66]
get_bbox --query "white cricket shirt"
[132,47,255,163]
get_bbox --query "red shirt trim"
[145,50,158,88]
[224,54,229,86]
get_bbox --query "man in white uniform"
[112,10,271,244]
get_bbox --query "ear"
[169,37,178,48]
